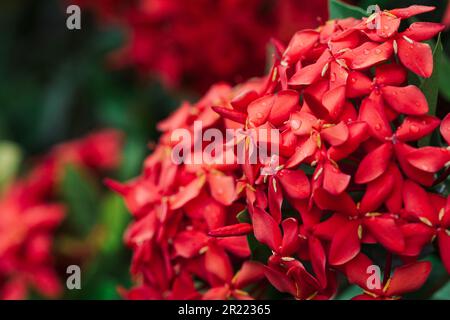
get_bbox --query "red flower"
[0,129,122,299]
[111,5,448,300]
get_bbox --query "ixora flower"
[110,5,449,300]
[0,130,122,299]
[75,0,328,92]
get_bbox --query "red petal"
[268,90,300,126]
[252,207,282,251]
[363,216,405,253]
[264,266,296,296]
[438,230,450,274]
[314,214,348,240]
[170,176,206,210]
[321,121,349,146]
[346,71,372,98]
[268,176,283,223]
[288,50,331,86]
[328,121,370,161]
[309,236,327,288]
[289,111,317,136]
[350,41,393,70]
[359,164,395,213]
[386,261,431,296]
[283,30,320,65]
[211,106,247,124]
[401,223,434,256]
[395,142,435,186]
[398,38,433,78]
[205,241,233,283]
[233,261,265,289]
[173,230,208,258]
[396,115,440,142]
[344,253,374,291]
[247,94,273,127]
[278,169,310,199]
[406,147,450,172]
[323,162,350,195]
[440,113,450,145]
[281,218,300,256]
[402,180,437,225]
[329,220,361,265]
[355,143,393,184]
[382,85,428,115]
[207,173,236,206]
[402,22,445,42]
[285,137,317,168]
[313,188,357,216]
[377,13,401,38]
[358,95,392,141]
[389,5,435,19]
[231,90,259,112]
[375,63,407,86]
[208,223,253,237]
[322,85,346,120]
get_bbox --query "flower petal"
[405,147,450,173]
[438,230,450,274]
[329,220,361,265]
[386,261,431,296]
[363,216,405,253]
[398,38,433,78]
[382,85,428,115]
[389,5,435,19]
[252,207,282,251]
[402,22,445,42]
[396,115,440,142]
[278,169,310,199]
[321,121,349,146]
[323,161,350,195]
[355,143,393,184]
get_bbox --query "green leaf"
[247,233,272,263]
[335,285,363,300]
[0,141,22,189]
[420,34,442,117]
[419,34,443,146]
[236,209,250,223]
[99,194,130,255]
[329,0,367,20]
[432,281,450,300]
[61,164,100,236]
[438,53,450,102]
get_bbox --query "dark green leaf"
[419,34,443,146]
[329,0,367,20]
[61,164,100,236]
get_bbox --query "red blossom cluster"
[74,0,328,91]
[0,130,122,299]
[110,5,450,300]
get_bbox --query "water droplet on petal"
[409,125,419,133]
[256,112,264,119]
[364,49,370,55]
[351,77,357,83]
[375,49,381,54]
[374,124,382,131]
[290,119,301,130]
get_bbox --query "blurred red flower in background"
[74,0,328,91]
[0,130,122,299]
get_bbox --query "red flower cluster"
[75,0,328,91]
[0,130,122,299]
[110,5,450,300]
